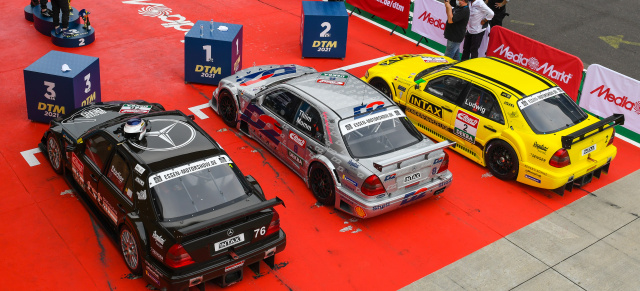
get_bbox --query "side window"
[262,89,303,123]
[107,152,130,193]
[293,102,324,142]
[84,134,114,172]
[425,76,469,103]
[461,86,503,123]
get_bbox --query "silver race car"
[210,64,455,218]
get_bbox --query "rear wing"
[561,114,624,149]
[177,197,285,236]
[373,140,456,171]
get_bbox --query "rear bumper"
[336,171,453,218]
[518,146,617,194]
[144,229,286,291]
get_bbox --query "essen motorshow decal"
[580,64,640,134]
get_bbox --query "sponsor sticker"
[287,149,304,167]
[400,188,429,206]
[384,173,396,181]
[134,164,145,174]
[525,175,541,183]
[408,95,442,119]
[316,79,345,86]
[71,152,85,185]
[353,101,386,118]
[289,132,306,147]
[225,260,245,272]
[421,56,448,63]
[342,175,358,187]
[433,157,444,164]
[80,108,107,119]
[341,110,405,134]
[153,231,166,248]
[148,155,231,187]
[120,104,153,114]
[518,87,564,110]
[373,202,391,211]
[146,264,161,285]
[215,234,245,251]
[135,177,145,186]
[582,144,597,156]
[453,110,479,143]
[150,248,163,262]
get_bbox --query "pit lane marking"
[188,103,212,120]
[21,148,42,167]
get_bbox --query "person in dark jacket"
[444,0,470,61]
[30,0,52,17]
[485,0,509,27]
[51,0,70,33]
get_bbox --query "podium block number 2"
[320,22,331,37]
[44,81,56,101]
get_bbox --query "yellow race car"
[363,54,624,194]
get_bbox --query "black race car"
[39,101,286,290]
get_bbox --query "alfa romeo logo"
[129,119,196,152]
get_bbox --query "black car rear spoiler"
[561,114,624,149]
[177,197,285,236]
[373,140,456,171]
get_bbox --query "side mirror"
[187,114,196,120]
[415,84,421,90]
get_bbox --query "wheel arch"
[119,215,148,251]
[306,156,340,188]
[483,136,523,167]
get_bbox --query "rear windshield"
[149,156,248,221]
[518,87,587,134]
[340,109,422,158]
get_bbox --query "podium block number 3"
[84,73,91,93]
[44,81,56,101]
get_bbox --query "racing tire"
[369,78,392,98]
[219,91,238,128]
[46,134,63,174]
[309,164,336,206]
[485,140,519,180]
[120,224,142,275]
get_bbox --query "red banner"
[348,0,411,29]
[486,26,583,101]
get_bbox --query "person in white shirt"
[461,0,494,60]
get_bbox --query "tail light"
[608,128,616,146]
[165,244,194,268]
[437,151,450,174]
[549,149,571,168]
[264,210,281,237]
[361,175,386,196]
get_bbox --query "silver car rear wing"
[373,140,456,171]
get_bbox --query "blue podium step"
[51,22,95,48]
[32,3,80,36]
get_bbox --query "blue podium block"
[24,51,101,123]
[51,23,96,48]
[25,5,34,22]
[300,1,348,59]
[33,3,80,36]
[184,20,243,85]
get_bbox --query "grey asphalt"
[402,169,640,290]
[502,0,640,81]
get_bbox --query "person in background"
[461,0,493,60]
[485,0,509,27]
[30,0,52,17]
[444,0,470,61]
[51,0,70,34]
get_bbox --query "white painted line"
[617,134,640,149]
[188,103,211,120]
[347,9,444,56]
[333,54,394,71]
[21,148,42,167]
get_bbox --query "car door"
[404,74,470,143]
[77,132,115,221]
[256,88,303,161]
[99,149,136,226]
[453,84,506,162]
[284,101,326,176]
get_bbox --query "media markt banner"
[411,0,447,46]
[486,26,583,101]
[580,64,640,134]
[348,0,410,29]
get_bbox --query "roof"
[104,113,222,173]
[450,57,558,98]
[285,70,396,119]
